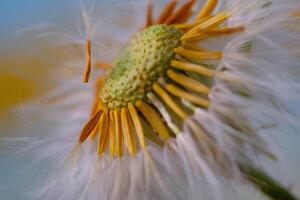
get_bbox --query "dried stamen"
[165,0,196,25]
[79,109,103,143]
[156,0,178,24]
[82,39,92,83]
[145,1,153,28]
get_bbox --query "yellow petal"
[136,100,170,141]
[113,109,123,157]
[128,103,147,148]
[167,69,210,94]
[152,83,188,119]
[171,60,215,77]
[121,108,137,155]
[174,47,222,60]
[97,109,110,155]
[165,84,210,108]
[109,111,116,156]
[196,0,218,19]
[79,109,103,143]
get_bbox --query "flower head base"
[100,25,182,109]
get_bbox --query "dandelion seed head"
[78,0,252,160]
[2,0,300,199]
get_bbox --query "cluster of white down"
[1,0,300,200]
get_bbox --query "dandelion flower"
[1,0,300,200]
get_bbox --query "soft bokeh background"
[0,0,299,199]
[0,0,78,135]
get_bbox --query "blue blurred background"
[0,0,78,114]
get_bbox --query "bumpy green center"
[99,24,182,109]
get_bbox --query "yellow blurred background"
[0,46,53,115]
[0,0,71,120]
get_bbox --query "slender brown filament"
[176,11,193,24]
[83,39,92,83]
[145,1,153,28]
[165,0,196,25]
[156,0,177,24]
